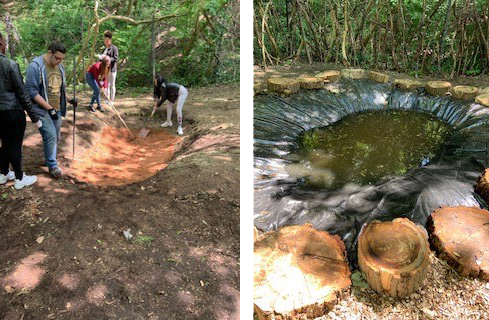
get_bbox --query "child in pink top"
[85,57,109,112]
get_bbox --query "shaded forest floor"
[253,63,489,319]
[254,62,489,90]
[0,83,240,320]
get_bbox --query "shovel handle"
[102,90,135,138]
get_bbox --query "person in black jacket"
[0,32,42,189]
[96,30,118,102]
[151,75,188,135]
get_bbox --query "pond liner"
[254,79,489,266]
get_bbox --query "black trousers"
[0,110,26,180]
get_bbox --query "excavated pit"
[67,125,182,187]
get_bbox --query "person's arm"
[156,83,167,108]
[94,69,103,88]
[111,45,118,65]
[10,62,40,124]
[25,62,54,111]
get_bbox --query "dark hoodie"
[0,53,39,123]
[154,75,181,107]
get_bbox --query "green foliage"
[5,0,238,88]
[254,0,488,77]
[134,235,155,246]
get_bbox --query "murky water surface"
[287,110,453,189]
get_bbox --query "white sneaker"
[0,170,15,184]
[177,126,183,135]
[14,174,37,190]
[160,121,173,127]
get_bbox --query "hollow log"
[315,70,341,82]
[368,71,390,83]
[394,79,423,91]
[428,206,489,280]
[297,76,324,90]
[266,77,300,95]
[425,81,452,96]
[475,93,489,107]
[358,218,429,298]
[451,85,479,100]
[341,68,365,79]
[254,224,351,319]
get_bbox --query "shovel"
[137,117,152,138]
[137,98,157,138]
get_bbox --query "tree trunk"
[341,0,349,67]
[438,0,453,73]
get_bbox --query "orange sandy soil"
[69,127,182,186]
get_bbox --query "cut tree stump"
[475,93,489,107]
[341,68,365,79]
[254,81,267,95]
[254,224,351,319]
[368,71,390,83]
[475,169,489,203]
[394,79,423,91]
[358,218,430,298]
[478,87,489,95]
[297,76,324,90]
[425,81,452,96]
[315,70,341,82]
[428,206,489,280]
[267,78,300,95]
[451,85,479,100]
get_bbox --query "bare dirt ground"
[0,83,240,320]
[253,63,489,319]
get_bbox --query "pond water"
[286,110,453,189]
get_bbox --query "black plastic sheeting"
[254,79,489,266]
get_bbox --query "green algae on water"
[288,110,453,189]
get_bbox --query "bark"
[475,4,489,68]
[438,0,453,73]
[125,0,135,16]
[341,0,349,67]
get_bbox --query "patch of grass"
[134,235,155,246]
[1,193,8,199]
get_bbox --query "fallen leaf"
[200,280,204,287]
[351,271,370,288]
[36,236,45,244]
[141,186,146,191]
[4,286,14,293]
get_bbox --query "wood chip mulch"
[320,253,489,320]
